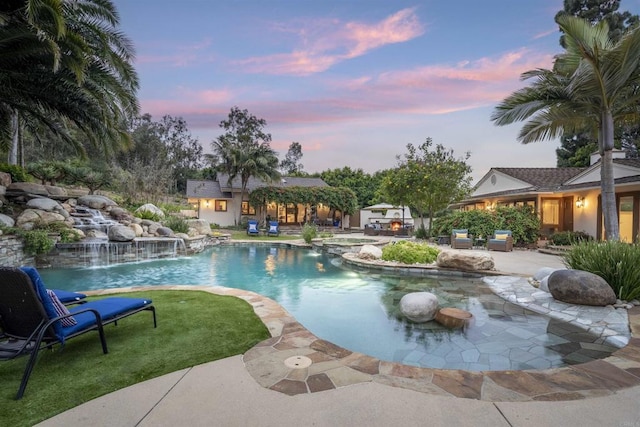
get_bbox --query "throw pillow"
[495,233,508,241]
[46,289,78,327]
[455,233,467,239]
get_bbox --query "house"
[455,150,640,241]
[186,175,338,227]
[360,203,414,229]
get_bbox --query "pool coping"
[89,279,640,403]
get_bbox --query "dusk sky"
[113,0,640,183]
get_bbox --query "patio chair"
[267,220,279,237]
[0,267,156,399]
[246,219,259,236]
[487,230,514,252]
[451,229,473,249]
[52,289,87,305]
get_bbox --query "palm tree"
[212,107,281,225]
[491,15,640,240]
[0,0,139,164]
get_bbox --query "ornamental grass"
[564,240,640,301]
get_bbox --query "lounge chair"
[246,220,259,236]
[267,221,279,237]
[52,289,87,305]
[0,267,156,399]
[451,229,473,249]
[487,230,514,252]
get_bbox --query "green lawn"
[0,290,270,427]
[227,229,302,241]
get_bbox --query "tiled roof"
[185,180,232,199]
[216,174,327,192]
[493,167,586,189]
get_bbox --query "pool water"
[39,245,618,371]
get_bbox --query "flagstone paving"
[95,261,640,403]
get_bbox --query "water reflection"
[38,245,618,370]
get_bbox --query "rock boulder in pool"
[399,292,439,322]
[548,269,616,306]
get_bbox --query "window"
[541,199,560,225]
[242,201,255,215]
[215,200,227,212]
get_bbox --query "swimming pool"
[39,245,618,371]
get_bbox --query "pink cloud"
[234,8,424,76]
[138,48,555,136]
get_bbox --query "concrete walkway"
[37,248,640,427]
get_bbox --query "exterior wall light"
[576,197,585,208]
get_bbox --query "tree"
[117,114,202,198]
[381,139,472,236]
[556,132,598,166]
[554,0,639,166]
[280,142,304,174]
[211,107,280,225]
[0,0,139,164]
[157,115,203,193]
[319,167,382,209]
[491,16,640,240]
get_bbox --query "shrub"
[134,210,162,222]
[413,224,429,240]
[564,240,640,301]
[301,223,318,244]
[432,206,540,245]
[57,228,83,243]
[319,231,334,238]
[0,163,29,182]
[19,230,56,255]
[210,223,220,230]
[381,240,440,264]
[549,230,592,246]
[163,215,189,234]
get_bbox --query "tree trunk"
[600,110,619,240]
[238,179,248,226]
[9,111,19,165]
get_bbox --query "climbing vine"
[248,186,358,215]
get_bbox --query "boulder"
[175,233,189,240]
[358,244,383,260]
[78,195,117,210]
[44,185,68,197]
[0,172,10,187]
[548,269,616,306]
[108,225,136,242]
[0,185,5,196]
[185,219,211,235]
[86,230,108,239]
[129,223,144,237]
[8,182,49,196]
[534,267,561,281]
[0,213,15,227]
[399,292,439,322]
[540,275,550,293]
[436,250,495,271]
[135,203,164,219]
[16,209,66,228]
[26,197,63,212]
[155,226,173,237]
[109,206,132,221]
[147,222,160,235]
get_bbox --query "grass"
[227,229,301,241]
[0,290,270,427]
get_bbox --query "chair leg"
[16,344,41,399]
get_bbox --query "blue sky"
[113,0,640,182]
